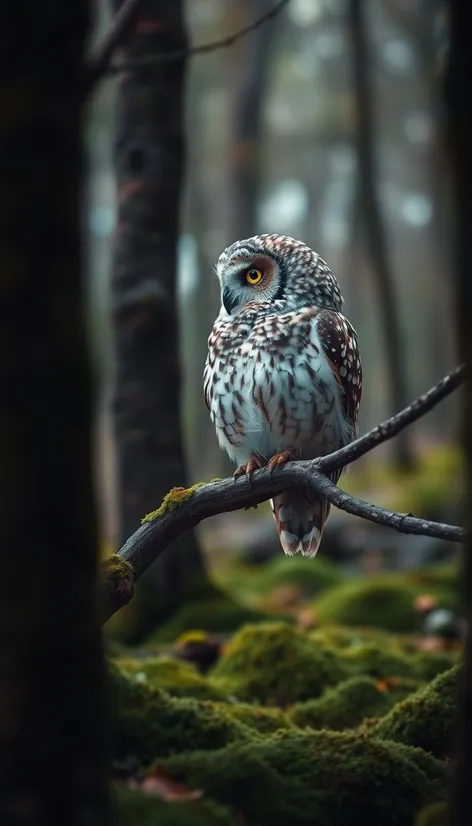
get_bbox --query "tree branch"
[105,0,290,73]
[314,473,465,543]
[84,0,145,94]
[100,366,467,624]
[320,363,466,474]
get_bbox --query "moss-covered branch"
[100,366,466,625]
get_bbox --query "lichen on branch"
[142,484,206,524]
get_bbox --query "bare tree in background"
[111,0,216,642]
[348,0,415,469]
[228,0,278,241]
[0,2,108,822]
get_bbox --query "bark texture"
[228,0,278,241]
[111,0,212,642]
[348,0,415,469]
[0,3,108,824]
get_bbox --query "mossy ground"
[311,569,458,633]
[164,729,447,826]
[148,596,276,644]
[289,675,393,730]
[211,622,355,705]
[115,655,227,701]
[366,664,460,757]
[113,784,238,826]
[216,554,344,609]
[113,556,460,825]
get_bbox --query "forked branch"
[86,0,290,89]
[100,365,467,623]
[84,0,145,95]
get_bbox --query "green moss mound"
[165,729,447,826]
[247,554,343,597]
[312,572,457,633]
[148,597,273,644]
[310,624,400,650]
[115,655,226,701]
[367,664,460,757]
[415,801,450,826]
[412,651,459,682]
[217,701,289,735]
[109,663,252,762]
[211,622,353,705]
[290,675,391,731]
[406,563,459,592]
[113,784,238,826]
[340,642,420,678]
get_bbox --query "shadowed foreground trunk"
[111,0,214,642]
[447,2,472,823]
[0,4,108,824]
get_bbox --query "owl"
[203,234,362,557]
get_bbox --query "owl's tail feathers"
[270,490,330,558]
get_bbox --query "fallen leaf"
[418,635,445,652]
[295,607,316,631]
[139,766,203,802]
[414,594,438,613]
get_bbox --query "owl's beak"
[222,287,236,315]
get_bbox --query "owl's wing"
[316,309,362,431]
[203,326,219,412]
[203,355,212,412]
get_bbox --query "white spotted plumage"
[204,234,362,557]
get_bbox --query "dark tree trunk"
[0,4,108,825]
[348,0,415,470]
[447,2,472,823]
[111,0,214,643]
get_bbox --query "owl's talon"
[267,449,297,472]
[233,453,267,480]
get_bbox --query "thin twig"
[84,0,145,94]
[105,0,290,73]
[100,366,467,623]
[314,473,465,543]
[320,364,466,473]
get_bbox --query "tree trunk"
[348,0,415,470]
[228,0,277,241]
[447,2,472,823]
[110,0,214,643]
[0,4,108,825]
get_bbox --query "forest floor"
[108,549,460,826]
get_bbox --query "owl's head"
[215,233,343,316]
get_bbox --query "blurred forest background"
[1,1,468,824]
[85,0,461,644]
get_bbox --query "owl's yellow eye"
[246,268,263,285]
